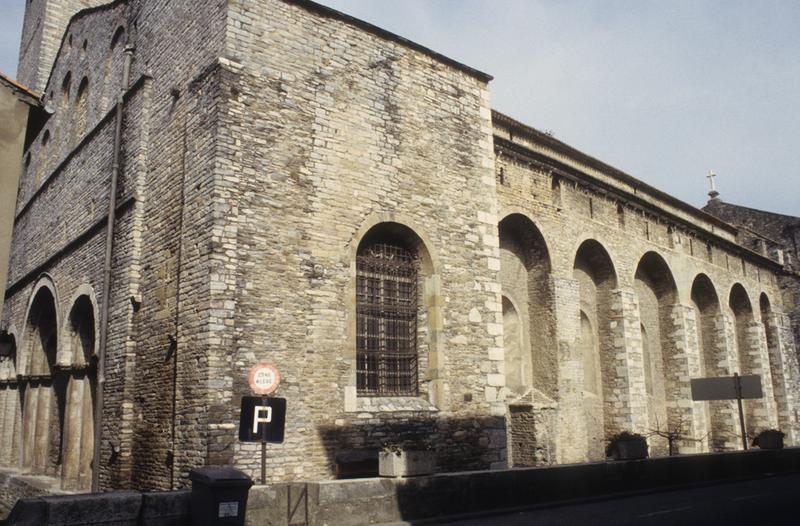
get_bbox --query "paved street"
[438,473,800,525]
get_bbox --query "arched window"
[21,285,61,474]
[36,130,50,187]
[75,77,89,139]
[61,72,72,109]
[102,26,126,112]
[356,240,418,396]
[61,295,95,490]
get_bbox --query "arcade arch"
[498,214,554,399]
[21,285,62,475]
[634,252,678,455]
[573,239,617,460]
[690,274,726,450]
[61,294,96,490]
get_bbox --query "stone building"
[703,198,800,365]
[0,72,43,321]
[1,0,799,498]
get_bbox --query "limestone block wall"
[1,2,154,488]
[493,114,800,462]
[214,0,502,482]
[0,72,150,491]
[16,0,110,93]
[4,0,229,493]
[5,0,800,496]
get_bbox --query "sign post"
[690,373,762,451]
[241,362,284,484]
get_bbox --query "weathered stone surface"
[1,0,799,501]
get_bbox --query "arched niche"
[21,284,63,475]
[634,251,678,455]
[573,239,617,460]
[61,295,96,490]
[498,213,554,399]
[502,296,527,394]
[729,283,770,436]
[690,274,724,451]
[729,283,754,374]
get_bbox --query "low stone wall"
[304,448,800,525]
[0,467,67,520]
[4,448,800,525]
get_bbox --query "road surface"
[439,473,800,525]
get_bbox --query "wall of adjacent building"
[0,85,31,321]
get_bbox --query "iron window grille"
[356,242,418,396]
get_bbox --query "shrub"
[752,429,784,448]
[606,431,648,460]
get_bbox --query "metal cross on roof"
[707,170,719,199]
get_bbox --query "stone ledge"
[353,397,439,414]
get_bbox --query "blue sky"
[2,0,798,216]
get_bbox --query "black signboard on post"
[239,396,286,484]
[239,396,286,443]
[690,373,762,450]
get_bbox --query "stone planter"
[755,433,784,450]
[379,450,435,477]
[607,439,648,461]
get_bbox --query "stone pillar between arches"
[708,313,740,451]
[552,277,586,464]
[664,304,706,454]
[608,288,648,437]
[701,313,742,451]
[679,305,709,452]
[768,313,800,444]
[742,320,778,434]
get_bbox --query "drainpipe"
[92,45,134,493]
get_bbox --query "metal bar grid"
[356,242,418,396]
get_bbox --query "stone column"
[743,320,778,433]
[552,277,586,464]
[0,387,9,465]
[679,305,709,452]
[763,313,791,436]
[710,313,740,451]
[609,288,648,435]
[771,313,800,444]
[707,313,742,451]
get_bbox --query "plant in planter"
[605,431,648,460]
[752,429,785,450]
[379,443,436,477]
[648,414,711,456]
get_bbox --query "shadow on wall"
[315,415,506,522]
[317,415,506,479]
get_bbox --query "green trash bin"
[189,467,253,526]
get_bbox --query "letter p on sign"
[239,396,286,443]
[253,405,272,433]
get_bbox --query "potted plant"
[606,431,648,460]
[753,429,784,450]
[378,443,436,477]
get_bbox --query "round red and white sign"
[248,362,281,395]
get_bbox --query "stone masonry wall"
[16,0,110,93]
[703,198,800,368]
[218,0,502,482]
[494,115,800,462]
[3,0,800,500]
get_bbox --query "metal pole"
[735,372,748,450]
[261,442,266,485]
[92,46,134,493]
